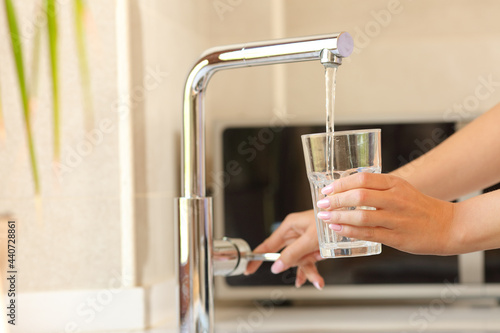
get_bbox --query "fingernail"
[315,253,323,261]
[271,259,286,274]
[321,184,334,195]
[295,280,302,288]
[317,211,331,221]
[317,198,330,209]
[329,224,342,231]
[313,281,323,291]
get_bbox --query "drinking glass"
[301,129,382,258]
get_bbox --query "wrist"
[447,201,468,255]
[437,201,463,255]
[450,198,487,254]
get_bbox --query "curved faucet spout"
[182,32,353,198]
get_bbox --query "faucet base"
[176,197,214,333]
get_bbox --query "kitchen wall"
[130,0,209,286]
[283,0,500,122]
[206,0,500,128]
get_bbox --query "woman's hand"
[244,210,325,290]
[316,173,458,255]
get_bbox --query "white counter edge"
[5,277,177,333]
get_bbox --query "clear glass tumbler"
[301,129,382,258]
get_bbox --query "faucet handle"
[245,252,280,262]
[213,238,280,276]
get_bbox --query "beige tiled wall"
[131,0,209,285]
[206,0,500,127]
[283,0,500,122]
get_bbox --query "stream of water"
[325,65,338,178]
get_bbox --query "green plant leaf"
[4,0,40,194]
[29,2,43,113]
[74,0,94,131]
[46,0,60,161]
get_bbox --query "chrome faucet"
[176,32,354,333]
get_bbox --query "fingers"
[270,226,319,274]
[295,253,324,290]
[318,209,395,229]
[317,188,393,211]
[295,268,307,288]
[333,224,392,244]
[322,172,398,195]
[244,243,268,275]
[244,223,295,275]
[296,263,324,290]
[244,260,263,276]
[245,211,315,275]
